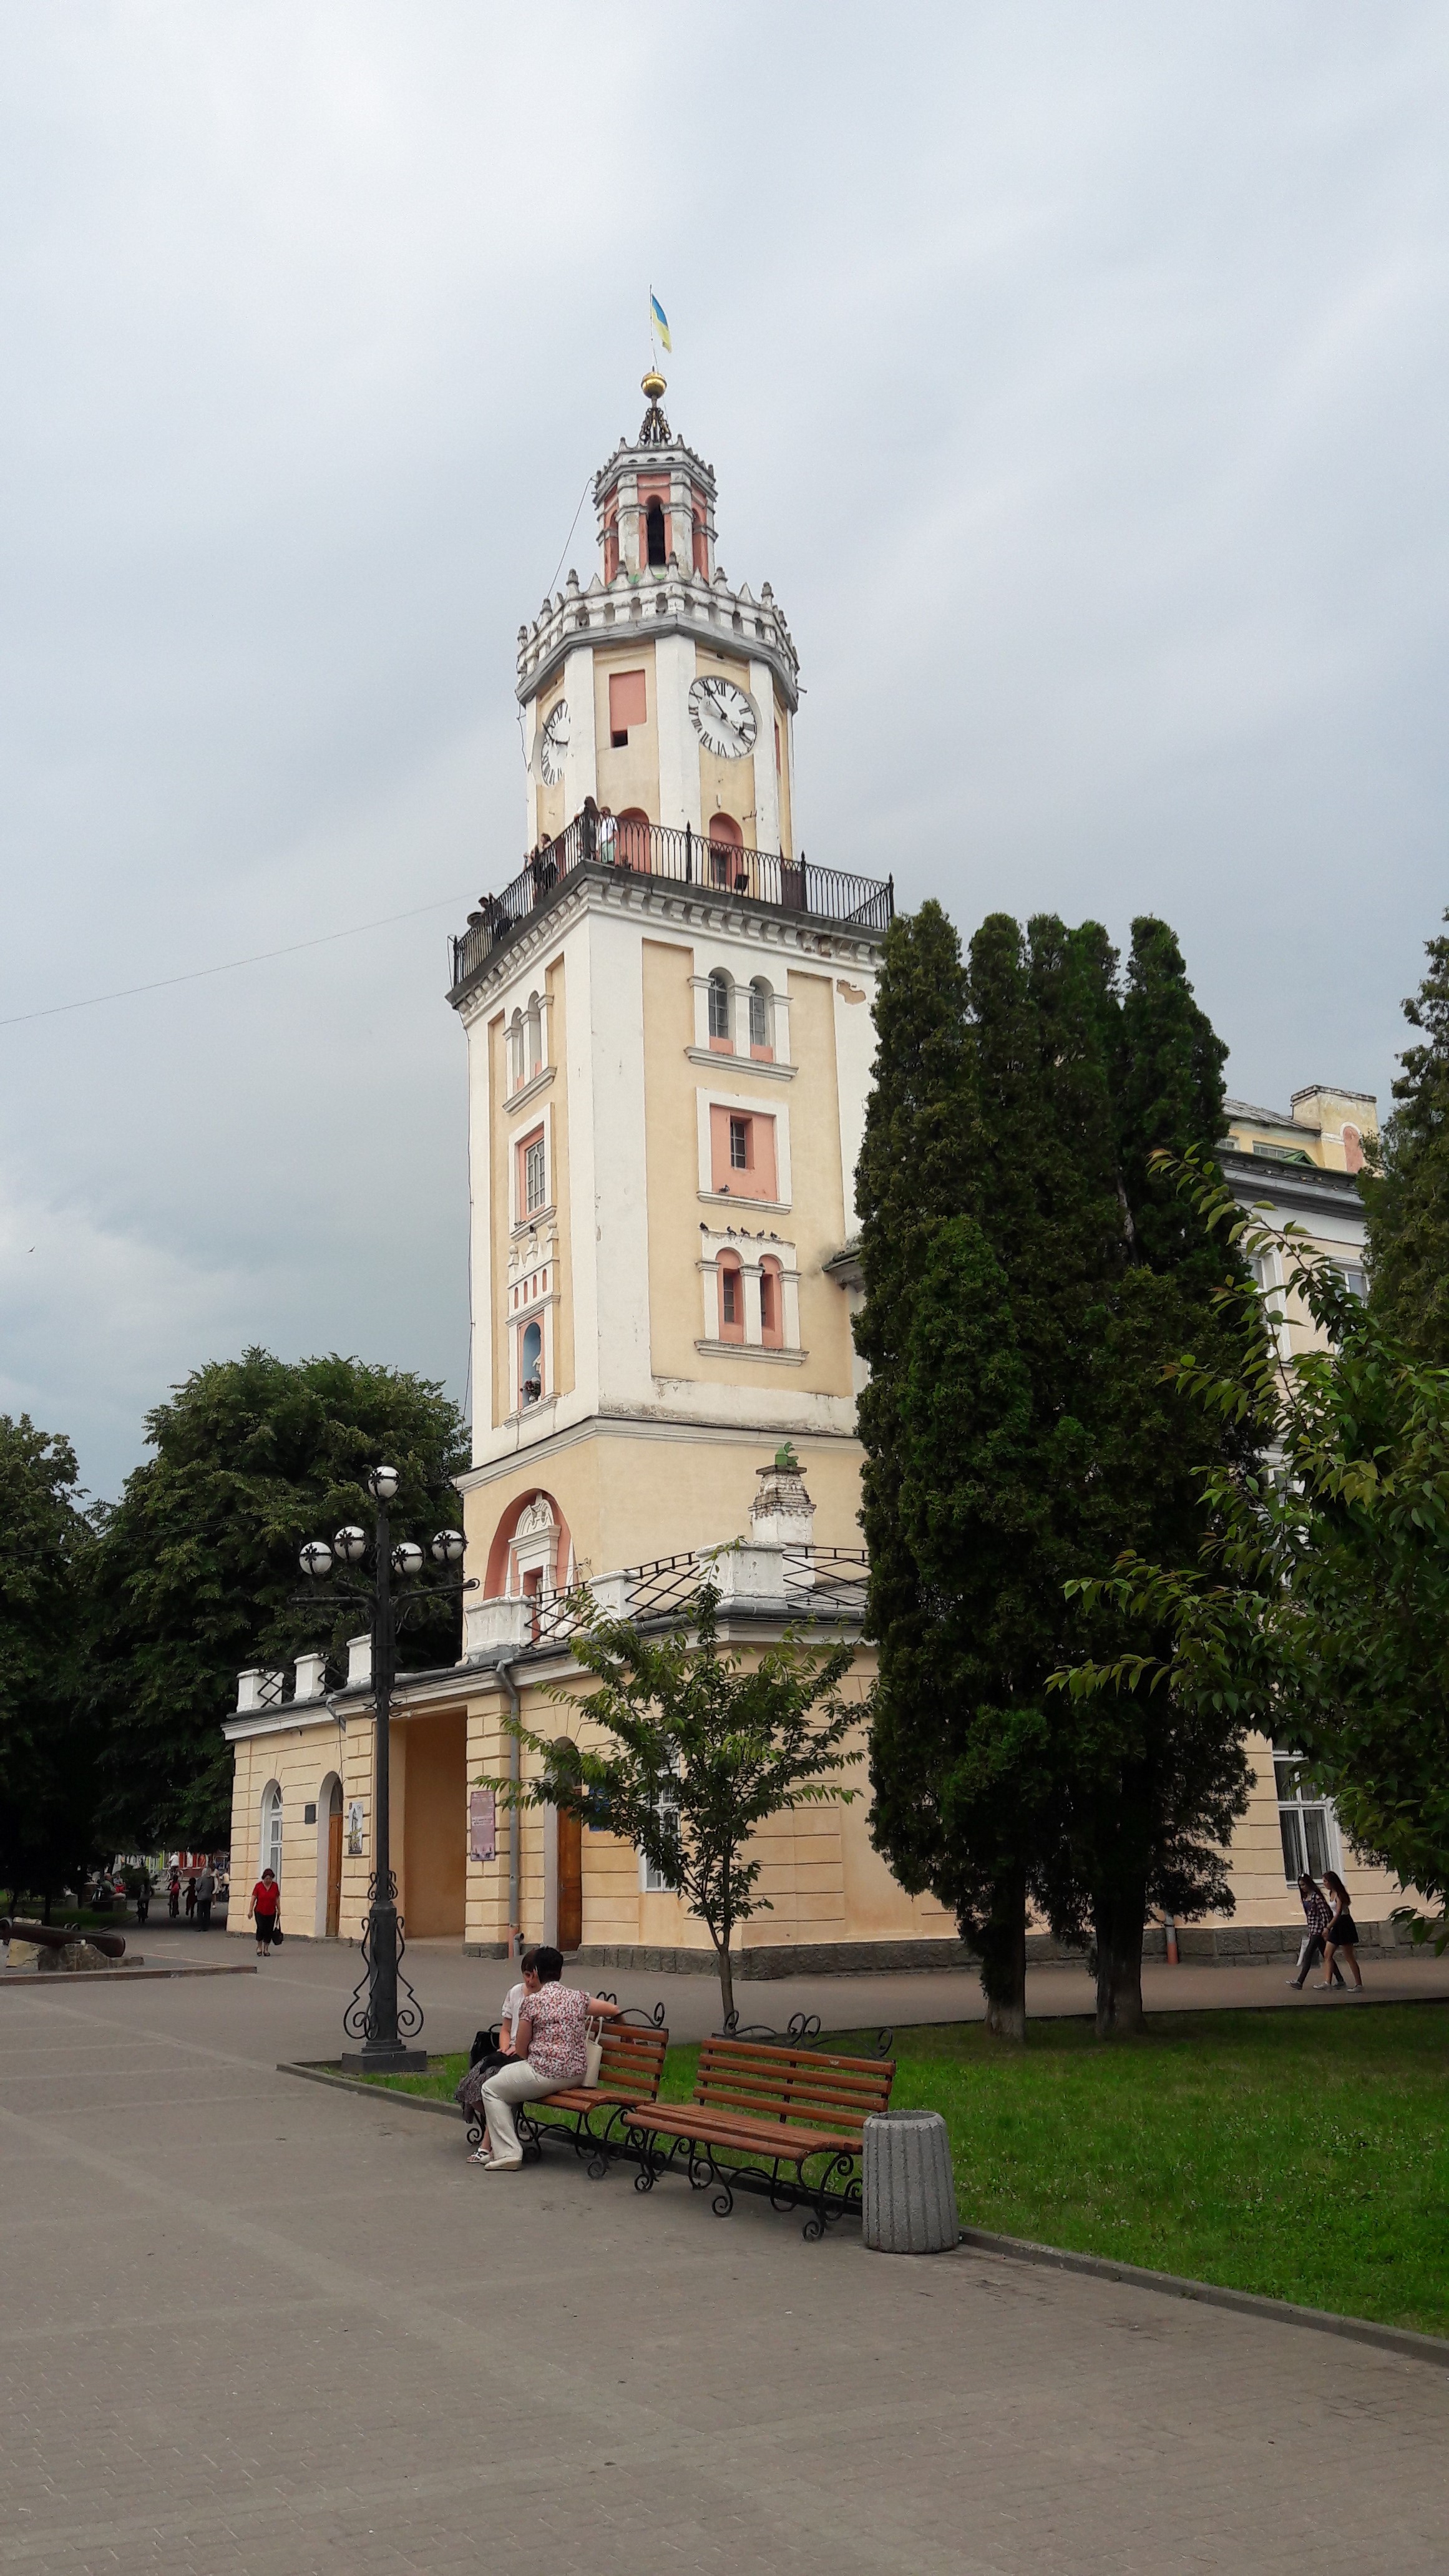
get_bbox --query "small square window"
[611,729,628,748]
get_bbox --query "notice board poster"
[469,1788,496,1863]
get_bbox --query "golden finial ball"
[642,369,666,401]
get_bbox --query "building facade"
[223,382,1411,1971]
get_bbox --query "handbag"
[271,1924,284,1946]
[582,2016,604,2089]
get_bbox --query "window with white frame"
[261,1781,283,1881]
[748,978,771,1053]
[708,971,731,1045]
[520,1317,544,1407]
[1274,1748,1336,1882]
[640,1767,681,1893]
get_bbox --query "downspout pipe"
[495,1658,521,1959]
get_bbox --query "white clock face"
[536,698,570,786]
[689,675,758,760]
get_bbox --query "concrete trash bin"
[862,2109,958,2254]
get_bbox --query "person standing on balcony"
[597,804,617,865]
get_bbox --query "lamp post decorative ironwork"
[298,1465,472,2074]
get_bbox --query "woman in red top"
[247,1867,281,1958]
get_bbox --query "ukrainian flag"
[650,292,672,352]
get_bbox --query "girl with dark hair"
[1318,1871,1365,1991]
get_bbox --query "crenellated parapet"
[515,561,798,715]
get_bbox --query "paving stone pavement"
[3,1939,1447,2576]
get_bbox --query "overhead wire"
[0,889,476,1031]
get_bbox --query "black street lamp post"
[298,1465,472,2075]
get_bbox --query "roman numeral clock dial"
[688,675,758,759]
[535,698,570,786]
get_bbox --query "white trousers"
[480,2060,559,2161]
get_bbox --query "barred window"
[525,1136,546,1214]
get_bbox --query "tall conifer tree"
[1363,913,1449,1362]
[861,905,1259,2036]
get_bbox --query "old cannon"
[1,1916,127,1963]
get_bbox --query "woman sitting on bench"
[477,1948,620,2174]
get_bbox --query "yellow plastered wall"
[639,940,854,1400]
[592,642,660,821]
[693,648,758,844]
[773,688,793,858]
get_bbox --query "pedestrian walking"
[135,1870,152,1925]
[1287,1873,1345,1989]
[248,1868,281,1957]
[183,1874,197,1920]
[1318,1870,1365,1990]
[167,1867,180,1920]
[195,1864,216,1930]
[477,1948,620,2172]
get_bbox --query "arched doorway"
[707,812,747,893]
[315,1775,343,1938]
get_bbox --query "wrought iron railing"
[450,815,894,990]
[519,1545,870,1649]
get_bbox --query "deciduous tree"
[483,1584,859,2027]
[87,1350,467,1849]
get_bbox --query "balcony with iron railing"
[449,814,894,995]
[520,1545,871,1650]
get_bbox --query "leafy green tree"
[87,1350,468,1850]
[1058,1154,1449,1948]
[482,1584,859,2026]
[0,1416,103,1915]
[860,908,1261,2036]
[1363,912,1449,1364]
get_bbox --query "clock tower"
[519,372,798,867]
[449,375,892,1614]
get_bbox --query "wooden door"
[325,1803,343,1938]
[557,1808,582,1952]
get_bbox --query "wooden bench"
[509,2021,670,2176]
[623,2036,895,2238]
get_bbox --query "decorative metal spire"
[638,369,671,445]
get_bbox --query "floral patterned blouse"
[522,1983,590,2084]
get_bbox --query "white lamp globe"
[391,1540,424,1578]
[368,1464,401,1501]
[431,1529,466,1564]
[333,1525,367,1563]
[300,1540,333,1580]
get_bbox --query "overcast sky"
[2,3,1446,1502]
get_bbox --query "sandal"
[467,2148,491,2165]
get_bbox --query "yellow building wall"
[693,646,759,844]
[591,641,660,822]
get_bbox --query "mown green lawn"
[361,2004,1449,2338]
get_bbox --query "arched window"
[525,993,543,1079]
[717,1252,744,1344]
[759,1255,784,1350]
[708,971,731,1048]
[749,979,772,1056]
[260,1782,283,1882]
[645,499,667,567]
[509,1010,525,1093]
[520,1319,543,1407]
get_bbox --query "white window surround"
[696,1227,804,1358]
[509,1100,555,1233]
[688,970,791,1064]
[696,1087,791,1205]
[260,1780,283,1881]
[506,988,552,1097]
[508,1289,557,1417]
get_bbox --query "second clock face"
[689,675,758,760]
[536,698,570,786]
